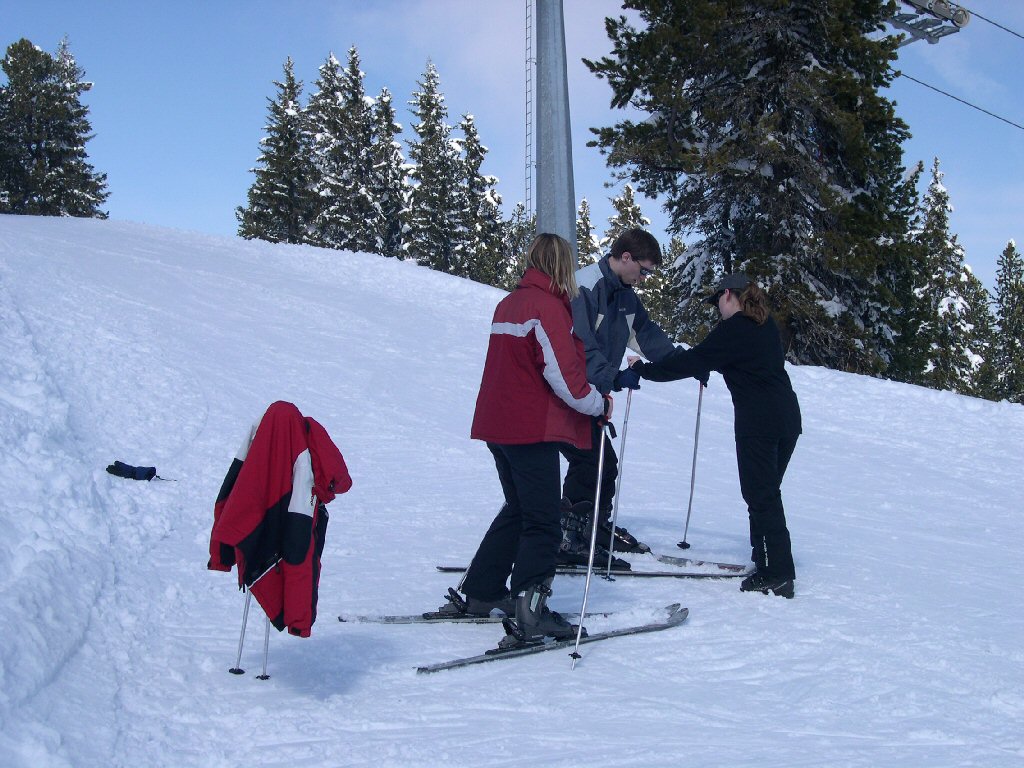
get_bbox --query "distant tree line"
[236,50,536,289]
[0,38,108,218]
[2,28,1017,404]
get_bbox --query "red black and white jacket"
[208,401,352,637]
[471,268,604,449]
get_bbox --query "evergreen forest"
[1,13,1021,404]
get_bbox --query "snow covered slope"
[1,215,1022,767]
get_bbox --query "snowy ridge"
[0,214,1022,767]
[0,269,111,713]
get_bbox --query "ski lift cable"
[956,4,1024,41]
[898,71,1024,131]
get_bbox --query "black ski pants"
[736,433,799,580]
[461,441,564,599]
[558,420,617,524]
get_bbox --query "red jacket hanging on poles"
[208,400,352,637]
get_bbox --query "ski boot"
[498,578,585,649]
[739,571,795,599]
[593,504,651,553]
[437,587,516,617]
[597,519,651,554]
[557,498,631,570]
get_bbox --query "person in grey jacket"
[557,228,678,566]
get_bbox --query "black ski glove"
[596,395,617,438]
[697,370,710,387]
[106,460,157,481]
[612,367,641,392]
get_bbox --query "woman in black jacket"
[628,273,801,598]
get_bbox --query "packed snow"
[1,215,1022,767]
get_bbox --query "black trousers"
[461,442,563,599]
[736,434,799,580]
[558,420,617,522]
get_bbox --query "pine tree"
[236,57,314,244]
[367,87,407,259]
[306,49,378,252]
[961,268,998,399]
[0,37,108,217]
[497,202,535,290]
[600,183,649,250]
[0,90,11,209]
[456,113,504,284]
[915,158,992,395]
[879,161,931,385]
[671,236,720,346]
[0,39,45,214]
[405,62,462,273]
[642,234,687,336]
[992,241,1024,403]
[576,198,601,266]
[586,0,911,373]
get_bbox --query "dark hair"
[736,283,770,325]
[609,228,662,266]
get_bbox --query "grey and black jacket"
[572,257,677,394]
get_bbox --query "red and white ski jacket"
[208,400,352,637]
[471,268,604,449]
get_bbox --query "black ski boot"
[499,578,585,648]
[739,571,795,599]
[557,498,631,570]
[557,498,589,550]
[593,504,650,553]
[437,587,516,617]
[597,520,651,554]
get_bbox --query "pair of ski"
[415,603,689,673]
[337,553,741,672]
[438,552,748,580]
[337,553,740,626]
[339,600,689,673]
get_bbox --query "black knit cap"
[704,273,752,304]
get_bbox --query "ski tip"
[668,605,689,623]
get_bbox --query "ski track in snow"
[1,215,1022,767]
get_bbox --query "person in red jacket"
[451,233,609,643]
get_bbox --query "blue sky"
[4,0,1022,289]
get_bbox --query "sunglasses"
[639,265,655,278]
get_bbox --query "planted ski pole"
[256,614,271,680]
[678,381,705,550]
[571,420,614,669]
[229,589,252,674]
[604,389,633,580]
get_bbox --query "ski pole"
[603,389,633,579]
[256,615,271,680]
[571,421,611,669]
[678,381,704,550]
[228,589,252,674]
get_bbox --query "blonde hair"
[736,283,770,325]
[525,233,579,298]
